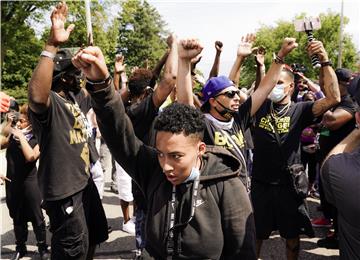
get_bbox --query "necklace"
[270,101,291,120]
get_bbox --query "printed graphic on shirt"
[65,102,92,175]
[66,103,92,145]
[258,114,291,134]
[214,130,245,149]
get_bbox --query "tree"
[1,1,55,97]
[239,12,358,88]
[117,0,169,69]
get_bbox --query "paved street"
[1,150,339,259]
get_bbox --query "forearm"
[87,80,144,177]
[250,61,284,116]
[176,58,194,106]
[228,56,245,86]
[153,39,177,107]
[322,66,340,104]
[254,64,265,91]
[19,138,39,162]
[28,44,57,113]
[323,128,360,163]
[209,52,221,79]
[113,70,121,91]
[152,50,169,81]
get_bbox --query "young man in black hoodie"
[72,38,256,260]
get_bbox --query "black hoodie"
[88,83,256,259]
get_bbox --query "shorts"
[251,180,313,240]
[115,162,134,202]
[45,180,108,259]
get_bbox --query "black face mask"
[53,68,83,94]
[214,99,237,120]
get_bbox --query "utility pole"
[85,0,93,46]
[338,0,344,68]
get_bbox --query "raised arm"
[11,128,40,162]
[28,2,74,114]
[249,37,298,116]
[176,39,204,106]
[208,41,223,79]
[152,34,178,108]
[72,46,156,186]
[308,41,341,117]
[113,54,126,91]
[228,34,255,86]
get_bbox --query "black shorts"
[45,180,108,259]
[251,180,313,240]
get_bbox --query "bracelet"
[273,54,285,64]
[40,50,56,60]
[320,61,332,67]
[86,75,112,85]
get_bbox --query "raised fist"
[178,38,204,60]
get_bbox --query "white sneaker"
[122,218,135,235]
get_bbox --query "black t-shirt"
[29,91,91,201]
[6,135,38,182]
[252,99,314,184]
[126,94,158,143]
[203,97,252,161]
[318,95,356,162]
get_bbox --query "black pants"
[45,180,108,260]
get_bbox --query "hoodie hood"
[199,145,241,182]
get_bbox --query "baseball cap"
[201,76,234,105]
[348,74,360,106]
[335,68,352,83]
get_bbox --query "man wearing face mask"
[251,40,340,259]
[176,38,298,190]
[27,3,108,259]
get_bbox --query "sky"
[148,0,360,77]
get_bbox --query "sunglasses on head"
[215,90,241,98]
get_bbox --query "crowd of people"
[1,2,360,260]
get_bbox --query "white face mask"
[269,84,286,103]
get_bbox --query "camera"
[10,112,20,127]
[291,63,307,74]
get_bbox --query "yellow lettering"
[214,132,227,146]
[69,130,78,144]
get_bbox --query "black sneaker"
[317,233,339,249]
[38,243,51,260]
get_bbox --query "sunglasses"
[215,90,241,99]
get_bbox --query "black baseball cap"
[335,68,353,83]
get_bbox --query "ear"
[209,97,216,107]
[198,141,206,156]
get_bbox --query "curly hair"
[128,68,153,97]
[154,103,205,140]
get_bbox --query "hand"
[0,175,11,185]
[0,92,10,113]
[277,37,298,59]
[131,66,139,74]
[178,38,204,60]
[215,41,223,52]
[114,54,126,73]
[253,46,266,66]
[10,127,24,140]
[306,40,329,62]
[47,2,75,47]
[72,47,110,81]
[237,33,256,57]
[166,33,177,47]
